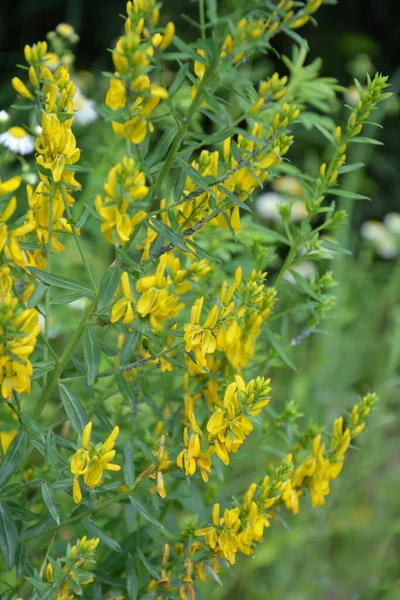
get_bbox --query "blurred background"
[1,1,399,598]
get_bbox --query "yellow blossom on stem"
[70,421,121,503]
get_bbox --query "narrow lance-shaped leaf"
[123,442,135,488]
[264,327,298,372]
[83,519,121,552]
[59,384,88,435]
[136,546,160,580]
[27,267,93,296]
[129,497,164,530]
[0,431,27,487]
[83,328,101,385]
[41,483,60,525]
[126,553,138,600]
[98,265,121,311]
[0,501,18,571]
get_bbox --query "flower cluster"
[105,0,173,144]
[206,375,271,464]
[291,393,377,507]
[195,394,376,568]
[175,120,295,235]
[95,155,148,245]
[43,536,99,600]
[184,267,276,375]
[70,422,121,503]
[0,0,390,598]
[0,264,40,399]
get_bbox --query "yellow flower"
[111,117,148,144]
[159,22,175,51]
[111,272,135,324]
[0,285,40,399]
[11,77,33,100]
[0,176,21,196]
[136,255,186,329]
[70,422,121,503]
[183,297,219,368]
[206,375,270,464]
[149,435,172,499]
[36,112,80,182]
[105,77,126,109]
[176,424,214,482]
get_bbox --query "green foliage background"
[0,0,399,598]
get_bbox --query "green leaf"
[148,127,177,167]
[321,239,352,255]
[329,189,370,201]
[19,412,44,441]
[0,501,18,571]
[129,497,164,529]
[120,330,140,366]
[98,265,121,311]
[168,63,190,98]
[59,384,88,435]
[337,162,365,174]
[170,35,204,62]
[83,328,101,385]
[126,553,138,600]
[313,122,336,145]
[149,218,192,254]
[116,373,134,407]
[41,483,60,525]
[0,431,27,487]
[83,519,121,552]
[31,360,56,382]
[287,269,320,301]
[123,442,135,488]
[264,327,298,372]
[45,429,57,469]
[27,282,47,308]
[136,546,160,580]
[175,156,213,194]
[217,185,251,212]
[63,163,93,173]
[27,267,93,296]
[206,0,218,22]
[349,136,383,146]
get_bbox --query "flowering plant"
[0,1,390,599]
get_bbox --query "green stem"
[43,182,55,384]
[58,341,184,383]
[58,183,98,293]
[32,290,100,419]
[21,468,150,543]
[199,0,206,39]
[274,246,296,287]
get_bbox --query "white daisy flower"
[0,110,10,124]
[375,235,398,259]
[360,220,387,242]
[74,89,98,126]
[256,192,287,221]
[361,219,398,259]
[0,126,35,155]
[384,213,400,236]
